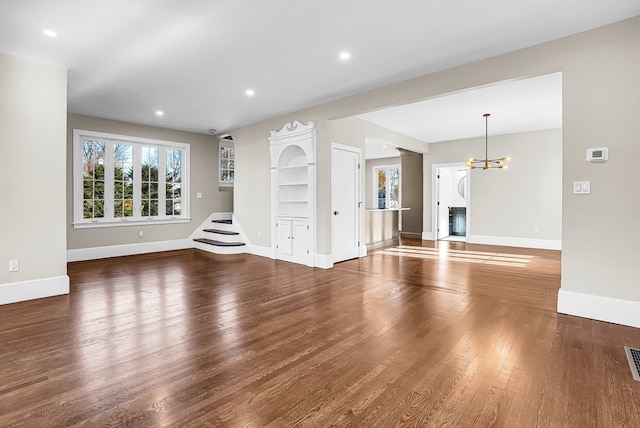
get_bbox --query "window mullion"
[104,141,115,220]
[133,145,142,218]
[386,170,391,209]
[158,148,167,218]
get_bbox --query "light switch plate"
[573,181,591,195]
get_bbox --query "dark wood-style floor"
[1,239,638,427]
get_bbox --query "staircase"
[192,214,247,255]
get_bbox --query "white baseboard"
[466,234,561,250]
[248,245,276,259]
[314,254,333,269]
[67,239,191,262]
[558,289,640,328]
[246,244,333,269]
[1,275,69,305]
[422,231,434,240]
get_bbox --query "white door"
[437,169,451,239]
[331,145,360,263]
[292,220,308,256]
[277,219,292,255]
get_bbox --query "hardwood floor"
[1,239,638,427]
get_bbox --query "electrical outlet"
[9,259,19,272]
[138,230,144,237]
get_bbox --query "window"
[374,165,400,209]
[219,138,234,188]
[73,129,190,228]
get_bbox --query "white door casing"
[432,162,469,241]
[437,169,451,240]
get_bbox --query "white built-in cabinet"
[269,121,316,266]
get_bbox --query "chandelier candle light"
[466,113,511,170]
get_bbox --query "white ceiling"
[1,1,638,140]
[361,72,563,158]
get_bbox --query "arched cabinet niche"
[269,121,316,266]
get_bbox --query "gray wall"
[1,53,68,286]
[66,114,233,250]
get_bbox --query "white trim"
[218,139,234,188]
[466,234,561,250]
[372,163,401,210]
[73,128,190,228]
[73,217,190,229]
[422,231,434,240]
[248,245,276,259]
[558,289,640,328]
[432,162,469,242]
[1,275,69,305]
[67,239,191,262]
[314,254,334,269]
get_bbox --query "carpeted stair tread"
[203,228,239,235]
[194,238,245,247]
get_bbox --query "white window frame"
[73,129,190,229]
[219,139,234,188]
[373,164,401,209]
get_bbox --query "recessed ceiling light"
[245,89,255,97]
[43,29,57,38]
[339,51,350,61]
[155,110,164,116]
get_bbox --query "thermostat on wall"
[586,147,608,162]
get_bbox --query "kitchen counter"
[365,208,409,250]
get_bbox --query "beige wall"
[229,18,639,309]
[425,128,563,241]
[1,53,67,285]
[66,114,233,250]
[560,22,639,303]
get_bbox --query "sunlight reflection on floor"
[376,245,533,268]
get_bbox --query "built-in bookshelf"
[277,147,308,218]
[269,121,316,266]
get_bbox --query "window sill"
[73,217,191,229]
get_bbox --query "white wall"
[1,53,69,303]
[229,17,639,326]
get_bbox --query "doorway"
[331,143,362,263]
[433,163,469,242]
